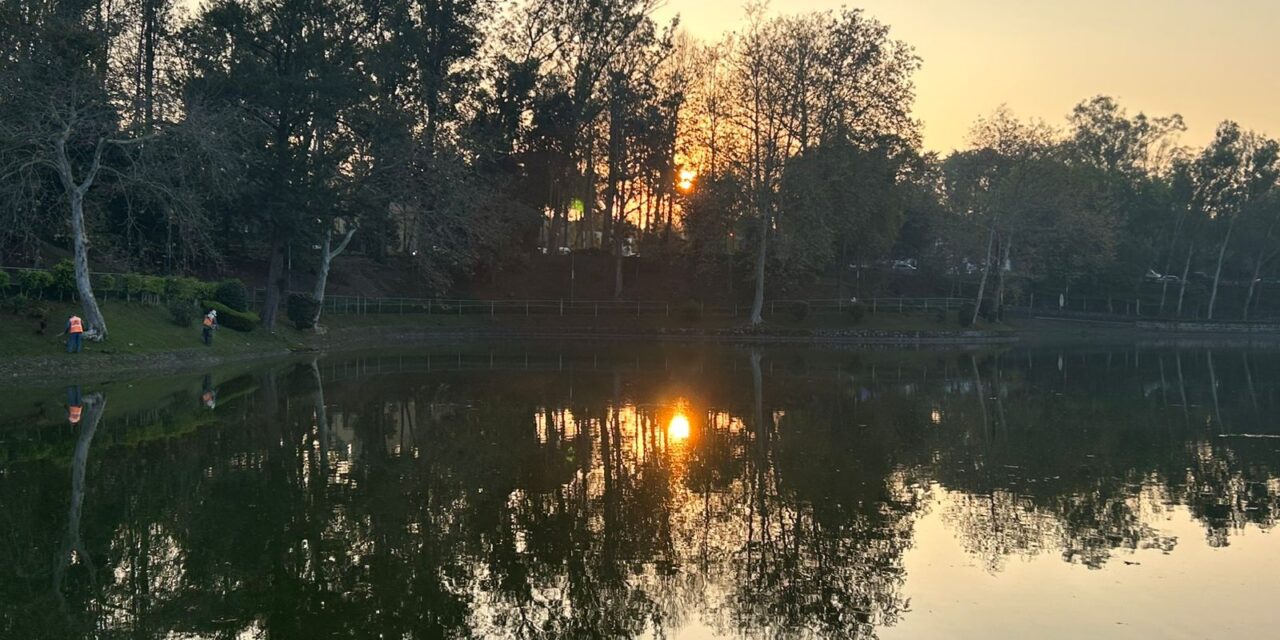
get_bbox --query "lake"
[3,342,1279,639]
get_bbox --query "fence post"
[637,300,641,317]
[770,301,775,316]
[560,299,564,316]
[491,301,495,318]
[595,303,598,317]
[899,298,903,313]
[1136,298,1141,316]
[873,298,877,314]
[525,301,529,316]
[458,299,462,315]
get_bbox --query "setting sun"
[678,169,697,192]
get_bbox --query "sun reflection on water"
[668,412,691,442]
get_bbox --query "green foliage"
[98,274,116,293]
[163,276,204,303]
[201,301,258,332]
[287,294,319,329]
[958,302,975,327]
[167,298,197,327]
[50,260,76,298]
[19,270,52,298]
[0,271,9,293]
[142,276,165,296]
[124,274,145,300]
[214,279,249,312]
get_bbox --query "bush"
[958,302,975,327]
[214,279,249,312]
[848,302,867,324]
[142,276,165,297]
[20,270,52,298]
[168,298,197,327]
[163,276,205,303]
[98,274,115,294]
[678,300,703,322]
[0,270,9,293]
[790,301,810,322]
[287,293,319,329]
[201,300,259,332]
[51,260,76,299]
[124,274,145,301]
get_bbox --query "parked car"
[889,259,918,273]
[1144,269,1178,283]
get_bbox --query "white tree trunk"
[1207,216,1237,320]
[971,224,997,326]
[55,133,109,338]
[312,225,357,326]
[749,208,769,325]
[1176,244,1193,317]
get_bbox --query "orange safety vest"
[69,316,83,334]
[69,405,82,424]
[203,315,214,328]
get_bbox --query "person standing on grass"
[202,309,218,346]
[61,314,84,353]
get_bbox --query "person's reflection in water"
[53,391,106,615]
[66,386,82,426]
[201,374,217,410]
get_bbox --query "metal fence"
[271,291,970,319]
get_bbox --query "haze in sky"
[657,0,1280,153]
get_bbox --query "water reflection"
[2,344,1280,638]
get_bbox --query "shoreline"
[7,320,1280,384]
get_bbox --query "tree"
[1187,123,1279,320]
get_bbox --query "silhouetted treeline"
[2,0,1278,333]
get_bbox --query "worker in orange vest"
[62,314,84,353]
[202,309,218,346]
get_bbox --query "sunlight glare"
[668,412,691,441]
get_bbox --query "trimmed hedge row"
[201,300,260,332]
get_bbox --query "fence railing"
[260,290,970,319]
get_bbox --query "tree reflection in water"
[2,345,1280,638]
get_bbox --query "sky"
[656,0,1280,153]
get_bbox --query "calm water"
[3,343,1280,639]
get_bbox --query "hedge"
[201,300,259,332]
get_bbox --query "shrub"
[168,298,197,327]
[678,300,703,322]
[50,260,76,299]
[848,302,867,324]
[20,270,53,298]
[124,273,145,301]
[163,276,203,303]
[287,294,319,329]
[142,276,165,297]
[935,308,947,324]
[98,274,115,294]
[201,300,259,332]
[958,302,975,327]
[790,301,810,322]
[214,279,249,312]
[0,270,9,293]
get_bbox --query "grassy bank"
[0,300,306,360]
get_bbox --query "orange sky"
[657,0,1280,152]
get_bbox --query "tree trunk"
[995,233,1012,321]
[312,225,357,326]
[69,192,108,337]
[261,232,287,330]
[1207,216,1237,320]
[1176,243,1193,317]
[1242,220,1276,321]
[971,224,997,326]
[749,207,769,325]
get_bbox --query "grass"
[0,299,306,359]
